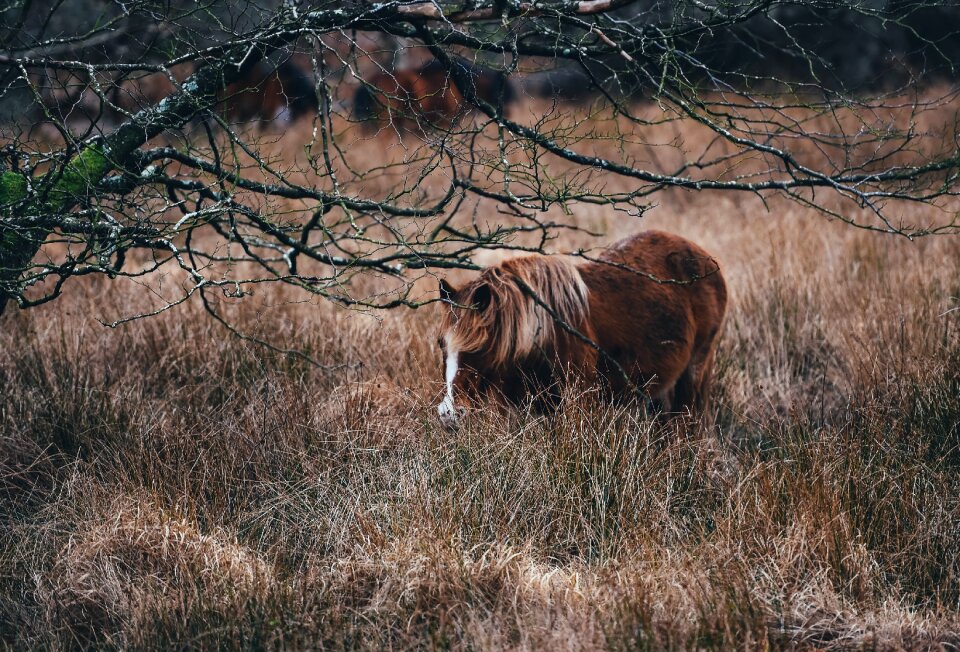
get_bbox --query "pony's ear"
[471,283,492,311]
[439,278,458,303]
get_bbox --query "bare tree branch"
[1,0,958,323]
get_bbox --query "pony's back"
[580,230,727,411]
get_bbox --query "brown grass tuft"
[44,493,274,647]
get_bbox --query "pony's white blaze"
[437,334,460,427]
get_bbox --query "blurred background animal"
[217,59,318,128]
[352,56,515,132]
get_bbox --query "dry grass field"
[2,100,960,649]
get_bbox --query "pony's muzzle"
[437,399,465,430]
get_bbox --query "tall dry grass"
[2,106,960,649]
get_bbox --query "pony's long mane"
[443,255,589,368]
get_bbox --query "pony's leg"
[670,366,696,416]
[693,345,718,416]
[646,392,671,419]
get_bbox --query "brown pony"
[436,231,727,428]
[352,56,515,131]
[109,62,195,119]
[217,59,318,127]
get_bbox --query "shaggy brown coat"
[438,230,727,416]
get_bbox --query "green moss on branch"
[1,147,115,309]
[46,146,112,208]
[0,171,27,206]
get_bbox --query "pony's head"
[435,255,589,429]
